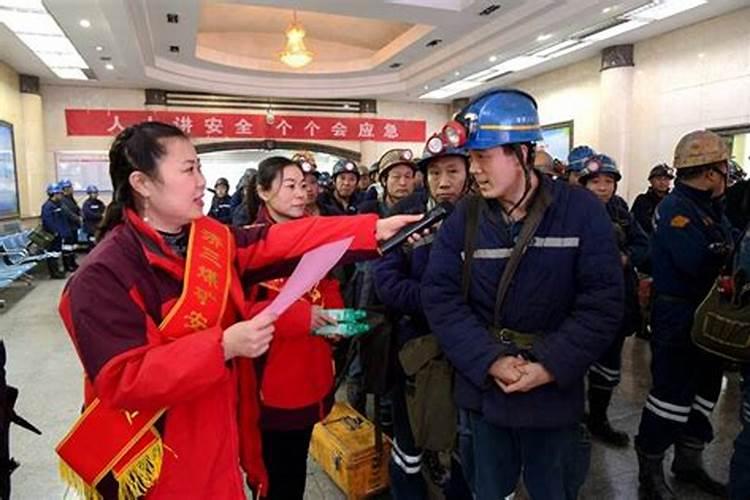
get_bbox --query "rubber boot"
[671,438,727,497]
[46,257,65,279]
[62,252,78,272]
[637,448,675,500]
[587,387,630,447]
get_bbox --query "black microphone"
[380,202,453,254]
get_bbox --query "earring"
[143,198,150,223]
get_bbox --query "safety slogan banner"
[65,109,426,142]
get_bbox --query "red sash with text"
[57,217,232,499]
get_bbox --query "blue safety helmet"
[85,185,99,194]
[446,89,543,151]
[567,146,596,173]
[59,179,73,189]
[578,154,621,184]
[417,133,469,173]
[46,182,62,195]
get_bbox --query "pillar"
[598,45,635,200]
[18,74,47,217]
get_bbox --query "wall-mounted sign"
[65,109,426,142]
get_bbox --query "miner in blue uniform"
[577,154,649,447]
[58,179,80,271]
[40,183,69,279]
[422,89,624,500]
[81,185,105,241]
[635,130,734,500]
[374,133,472,499]
[208,177,233,224]
[317,159,362,215]
[631,164,674,235]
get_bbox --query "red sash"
[57,217,233,499]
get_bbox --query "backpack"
[692,224,750,361]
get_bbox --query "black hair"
[98,121,189,241]
[246,156,304,223]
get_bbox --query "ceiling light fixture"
[537,33,552,41]
[95,45,103,51]
[624,0,706,21]
[419,0,703,101]
[280,11,313,69]
[0,1,90,80]
[581,19,647,42]
[105,63,114,70]
[79,19,90,28]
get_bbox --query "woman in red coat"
[241,156,345,499]
[56,122,417,500]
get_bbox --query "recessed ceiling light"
[79,19,91,28]
[454,71,461,76]
[537,33,552,41]
[698,52,705,58]
[424,85,429,90]
[603,7,612,14]
[95,45,103,51]
[105,63,114,70]
[489,55,498,62]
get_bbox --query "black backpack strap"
[492,182,552,326]
[461,196,482,301]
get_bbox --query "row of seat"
[0,230,60,308]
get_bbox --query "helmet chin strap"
[503,144,535,219]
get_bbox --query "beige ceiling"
[198,3,414,51]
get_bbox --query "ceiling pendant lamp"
[280,12,313,69]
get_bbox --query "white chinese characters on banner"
[106,115,125,134]
[358,122,375,139]
[234,118,254,136]
[276,119,293,136]
[331,122,348,138]
[383,123,399,139]
[304,120,321,137]
[173,116,194,134]
[204,117,224,135]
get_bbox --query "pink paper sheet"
[263,237,354,316]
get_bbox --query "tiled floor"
[2,275,741,499]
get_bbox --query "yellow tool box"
[309,402,391,499]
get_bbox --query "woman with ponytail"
[56,122,419,500]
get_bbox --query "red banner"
[65,109,425,142]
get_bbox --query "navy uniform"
[58,179,80,271]
[358,150,417,216]
[318,160,362,216]
[423,90,624,500]
[577,155,649,448]
[635,130,734,499]
[631,164,675,235]
[208,178,233,224]
[41,183,70,279]
[81,185,105,241]
[374,136,472,500]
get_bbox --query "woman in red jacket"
[241,156,345,499]
[56,122,416,500]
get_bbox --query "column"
[598,45,635,200]
[18,74,47,217]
